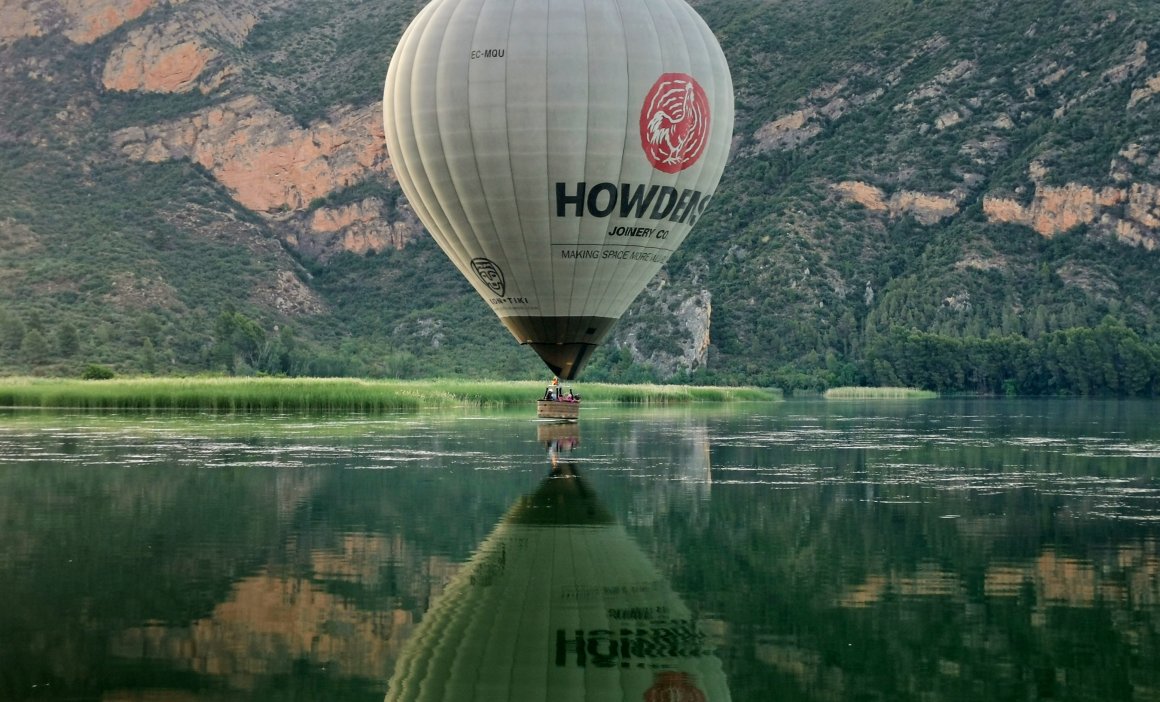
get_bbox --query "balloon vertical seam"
[592,0,666,322]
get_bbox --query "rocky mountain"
[1,0,1159,389]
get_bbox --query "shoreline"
[0,377,779,413]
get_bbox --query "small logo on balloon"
[639,73,711,174]
[643,671,706,702]
[471,257,505,297]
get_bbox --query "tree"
[0,312,25,353]
[141,338,158,374]
[56,323,79,357]
[21,329,49,365]
[211,308,268,374]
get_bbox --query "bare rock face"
[96,0,408,262]
[983,181,1158,249]
[901,59,976,106]
[830,170,1155,247]
[832,181,960,225]
[255,271,326,316]
[1,0,158,45]
[102,21,223,93]
[291,198,424,261]
[115,96,390,212]
[675,289,713,371]
[1101,40,1148,84]
[100,2,264,93]
[832,181,889,213]
[0,4,46,44]
[1128,71,1160,109]
[752,85,880,154]
[750,36,960,155]
[614,273,713,376]
[935,109,966,131]
[754,109,823,151]
[981,196,1026,224]
[114,96,419,260]
[63,0,157,43]
[1127,182,1160,230]
[890,191,960,223]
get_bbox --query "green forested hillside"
[1,0,1159,393]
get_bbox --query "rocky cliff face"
[114,95,422,259]
[613,270,713,376]
[764,30,1160,254]
[294,197,422,260]
[115,97,386,212]
[983,183,1159,250]
[98,0,283,93]
[102,20,227,94]
[834,174,1160,251]
[831,174,1160,251]
[748,36,956,155]
[832,181,961,225]
[1,0,158,46]
[10,0,416,263]
[981,141,1160,250]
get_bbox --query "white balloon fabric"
[383,0,733,379]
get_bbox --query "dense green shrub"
[81,364,115,380]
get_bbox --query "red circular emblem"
[639,73,711,174]
[643,671,706,702]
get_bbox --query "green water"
[0,399,1157,701]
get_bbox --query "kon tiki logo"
[639,73,711,174]
[471,257,505,297]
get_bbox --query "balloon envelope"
[383,0,733,378]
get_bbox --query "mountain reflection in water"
[0,400,1156,701]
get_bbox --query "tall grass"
[0,377,778,412]
[823,386,937,399]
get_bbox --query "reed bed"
[0,377,778,412]
[823,386,937,399]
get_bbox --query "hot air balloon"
[383,0,733,379]
[384,465,731,701]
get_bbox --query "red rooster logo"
[639,73,711,174]
[643,671,707,702]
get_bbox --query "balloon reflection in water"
[385,463,730,701]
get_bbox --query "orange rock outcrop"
[1,4,47,44]
[833,181,888,212]
[102,31,219,93]
[62,0,156,44]
[100,5,260,94]
[983,181,1158,249]
[115,96,390,212]
[754,109,822,151]
[1127,182,1160,229]
[1128,71,1160,109]
[296,199,422,260]
[1,0,156,45]
[833,181,959,225]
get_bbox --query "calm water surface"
[1,399,1158,701]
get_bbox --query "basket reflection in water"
[384,463,730,701]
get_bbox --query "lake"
[1,398,1157,701]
